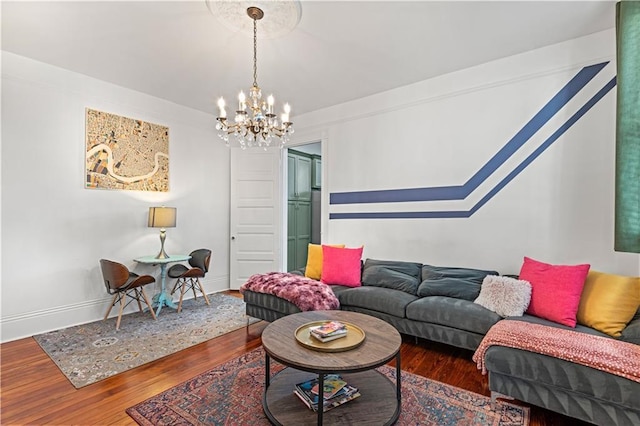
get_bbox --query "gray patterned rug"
[33,293,258,388]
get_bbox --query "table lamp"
[148,207,177,259]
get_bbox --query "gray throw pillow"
[417,264,499,300]
[361,259,422,295]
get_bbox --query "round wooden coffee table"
[261,310,402,425]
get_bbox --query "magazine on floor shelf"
[293,374,360,412]
[311,376,348,399]
[294,385,360,412]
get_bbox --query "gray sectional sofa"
[242,258,640,425]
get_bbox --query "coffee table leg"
[396,352,402,405]
[317,373,324,426]
[265,353,271,388]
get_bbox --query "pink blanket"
[473,320,640,383]
[240,272,340,312]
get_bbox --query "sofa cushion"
[406,296,502,335]
[321,245,363,287]
[621,312,640,345]
[506,314,611,338]
[474,275,532,317]
[417,264,499,300]
[576,270,640,337]
[304,243,345,280]
[519,256,590,327]
[243,290,302,316]
[336,286,419,318]
[484,345,640,417]
[361,259,422,295]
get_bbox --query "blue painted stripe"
[329,77,617,220]
[330,62,609,205]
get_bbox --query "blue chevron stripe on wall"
[329,62,616,220]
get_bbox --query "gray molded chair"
[100,259,157,330]
[168,249,211,312]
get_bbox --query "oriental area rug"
[127,347,529,426]
[34,293,258,388]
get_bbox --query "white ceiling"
[1,1,616,117]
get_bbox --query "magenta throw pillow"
[519,256,590,327]
[321,245,363,287]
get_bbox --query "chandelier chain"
[253,15,258,87]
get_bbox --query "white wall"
[293,29,640,277]
[1,52,230,342]
[3,29,638,343]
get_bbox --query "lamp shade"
[148,207,177,228]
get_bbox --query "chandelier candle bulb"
[238,91,246,110]
[267,94,274,114]
[217,97,226,118]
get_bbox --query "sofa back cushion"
[621,310,640,345]
[417,264,499,301]
[361,259,423,295]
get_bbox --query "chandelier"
[216,7,294,149]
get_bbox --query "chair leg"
[196,278,210,305]
[178,278,187,313]
[140,288,157,320]
[135,289,144,313]
[170,280,179,296]
[116,293,126,330]
[104,294,119,321]
[191,278,198,300]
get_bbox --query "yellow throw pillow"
[304,243,344,280]
[576,270,640,337]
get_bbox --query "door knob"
[231,236,236,240]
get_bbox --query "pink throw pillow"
[519,256,590,327]
[321,245,363,287]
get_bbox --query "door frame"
[282,130,328,271]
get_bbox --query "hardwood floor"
[1,292,588,425]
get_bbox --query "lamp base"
[155,229,170,259]
[155,249,170,259]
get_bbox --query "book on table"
[293,374,361,412]
[310,321,347,337]
[310,329,347,343]
[309,321,348,342]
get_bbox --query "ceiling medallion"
[206,0,302,39]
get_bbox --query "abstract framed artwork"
[85,108,169,191]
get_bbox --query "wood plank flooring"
[1,291,588,425]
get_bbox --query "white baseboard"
[0,275,231,343]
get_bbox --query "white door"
[229,148,283,289]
